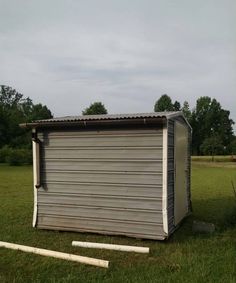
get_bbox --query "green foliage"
[191,96,234,155]
[1,164,236,282]
[82,102,108,115]
[0,85,23,107]
[0,146,32,165]
[5,148,32,166]
[181,101,192,121]
[0,106,9,147]
[0,145,11,163]
[173,100,181,111]
[230,137,236,154]
[200,136,224,157]
[0,85,53,149]
[154,94,177,111]
[154,95,234,156]
[154,95,181,112]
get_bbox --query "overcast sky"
[0,0,235,129]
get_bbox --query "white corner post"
[32,128,39,227]
[162,124,168,234]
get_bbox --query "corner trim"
[162,126,168,234]
[32,140,38,227]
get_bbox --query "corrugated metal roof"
[34,111,182,123]
[19,111,191,129]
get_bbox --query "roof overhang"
[19,111,191,130]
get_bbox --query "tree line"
[0,86,52,164]
[0,86,235,164]
[154,94,235,155]
[0,85,52,148]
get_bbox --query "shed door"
[174,121,188,225]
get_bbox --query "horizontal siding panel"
[42,148,162,160]
[37,127,165,239]
[42,135,162,147]
[38,183,163,198]
[38,225,166,240]
[41,171,162,186]
[37,215,164,237]
[38,204,163,223]
[42,160,163,172]
[38,193,162,210]
[38,129,162,138]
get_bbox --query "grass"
[0,163,236,282]
[192,155,236,163]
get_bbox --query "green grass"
[0,163,236,282]
[192,155,236,162]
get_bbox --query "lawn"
[0,163,236,283]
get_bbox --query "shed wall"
[167,117,191,235]
[36,127,166,240]
[174,116,192,213]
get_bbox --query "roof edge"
[19,111,192,129]
[19,117,166,129]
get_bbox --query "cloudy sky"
[0,0,235,129]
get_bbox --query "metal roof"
[36,111,182,122]
[20,111,190,128]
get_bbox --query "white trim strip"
[72,241,149,253]
[162,126,168,234]
[32,140,38,227]
[0,241,109,268]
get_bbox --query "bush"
[0,146,11,163]
[6,148,32,166]
[200,136,224,156]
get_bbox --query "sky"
[0,0,235,130]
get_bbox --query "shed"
[21,112,192,240]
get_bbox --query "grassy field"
[0,163,236,283]
[192,155,236,163]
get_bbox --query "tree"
[0,105,9,147]
[191,96,234,155]
[0,85,53,148]
[173,101,181,111]
[23,102,53,122]
[230,137,236,155]
[154,94,181,112]
[82,102,108,115]
[200,135,224,160]
[154,94,173,112]
[0,85,23,109]
[181,101,191,121]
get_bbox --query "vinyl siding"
[37,127,165,240]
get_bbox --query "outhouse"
[21,112,192,240]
